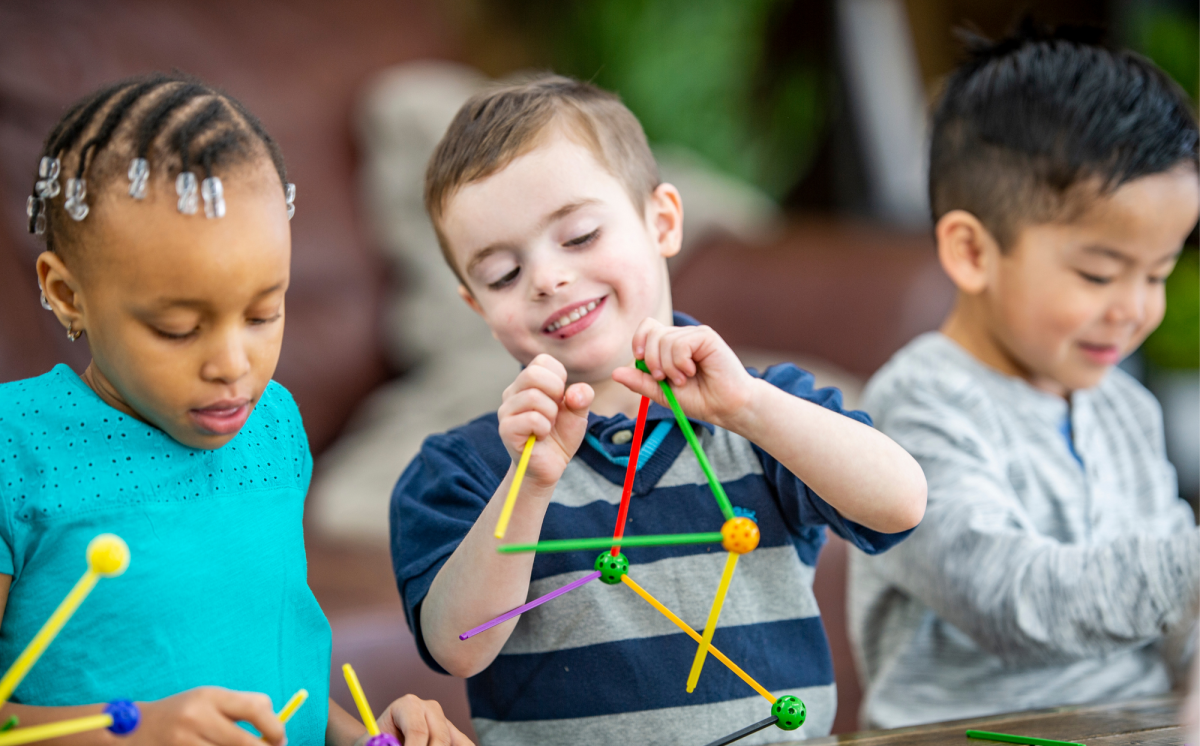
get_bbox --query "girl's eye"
[564,228,600,247]
[1078,271,1113,285]
[249,313,283,326]
[155,327,196,340]
[488,266,520,290]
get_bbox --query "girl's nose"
[1107,280,1148,326]
[201,330,252,384]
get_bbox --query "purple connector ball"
[104,700,140,736]
[366,734,401,746]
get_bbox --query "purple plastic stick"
[459,571,602,640]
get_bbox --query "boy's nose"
[529,264,574,298]
[1107,281,1148,326]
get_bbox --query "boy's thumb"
[562,382,594,418]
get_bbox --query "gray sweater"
[849,333,1199,729]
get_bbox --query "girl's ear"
[646,183,683,260]
[936,210,999,295]
[37,251,86,334]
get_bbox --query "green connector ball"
[771,696,806,731]
[594,552,629,584]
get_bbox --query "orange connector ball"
[720,517,760,554]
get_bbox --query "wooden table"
[788,696,1183,746]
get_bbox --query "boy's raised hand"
[497,354,594,489]
[612,318,755,430]
[370,694,475,746]
[132,687,283,746]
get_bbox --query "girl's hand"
[132,687,283,746]
[497,354,593,489]
[612,318,757,431]
[371,694,474,746]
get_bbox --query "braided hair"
[26,73,293,254]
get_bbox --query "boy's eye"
[488,266,520,290]
[249,313,283,326]
[1077,271,1113,285]
[564,228,600,247]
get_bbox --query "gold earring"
[66,322,82,342]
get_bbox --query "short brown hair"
[424,74,660,283]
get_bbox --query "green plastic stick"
[967,730,1085,746]
[498,532,724,554]
[636,359,735,520]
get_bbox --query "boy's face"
[977,166,1199,394]
[440,128,681,384]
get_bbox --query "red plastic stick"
[611,395,651,556]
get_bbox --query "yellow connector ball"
[721,517,760,554]
[87,534,130,577]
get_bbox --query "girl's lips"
[543,296,607,340]
[1078,341,1123,366]
[189,401,251,435]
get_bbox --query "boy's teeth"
[548,299,600,332]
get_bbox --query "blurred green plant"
[1142,249,1199,370]
[508,0,826,201]
[1131,3,1198,105]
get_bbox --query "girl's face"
[38,161,292,450]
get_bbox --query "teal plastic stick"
[498,532,724,554]
[636,359,735,520]
[967,730,1085,746]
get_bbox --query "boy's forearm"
[421,464,559,678]
[723,379,926,533]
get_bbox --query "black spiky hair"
[928,16,1199,249]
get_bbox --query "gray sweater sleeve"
[870,378,1200,667]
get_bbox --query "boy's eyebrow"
[465,199,601,275]
[1080,245,1182,265]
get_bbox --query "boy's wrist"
[713,377,770,437]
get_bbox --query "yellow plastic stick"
[277,688,309,724]
[620,575,775,704]
[342,664,379,736]
[686,551,740,692]
[0,714,112,746]
[0,535,129,707]
[494,435,535,539]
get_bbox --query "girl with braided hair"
[3,75,473,746]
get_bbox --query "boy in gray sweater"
[849,23,1200,728]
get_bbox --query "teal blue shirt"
[0,365,331,744]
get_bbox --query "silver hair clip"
[201,176,225,219]
[128,158,149,200]
[285,183,296,220]
[64,177,88,221]
[35,157,61,198]
[26,195,46,235]
[176,171,198,215]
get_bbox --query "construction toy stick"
[460,571,602,640]
[0,535,129,707]
[0,715,113,746]
[277,689,309,725]
[703,716,780,746]
[494,435,536,539]
[611,395,651,556]
[635,361,734,521]
[967,731,1085,746]
[620,575,775,704]
[687,551,740,692]
[498,533,723,554]
[342,664,379,736]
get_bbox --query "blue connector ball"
[104,700,140,736]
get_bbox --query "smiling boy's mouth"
[543,296,606,336]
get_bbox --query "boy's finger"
[562,382,595,416]
[504,411,553,443]
[497,388,559,427]
[514,363,567,400]
[666,329,700,381]
[654,331,689,387]
[610,366,664,404]
[527,353,567,381]
[631,317,664,360]
[449,721,476,746]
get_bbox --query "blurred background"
[0,0,1195,738]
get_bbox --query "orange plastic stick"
[620,574,775,704]
[687,551,740,692]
